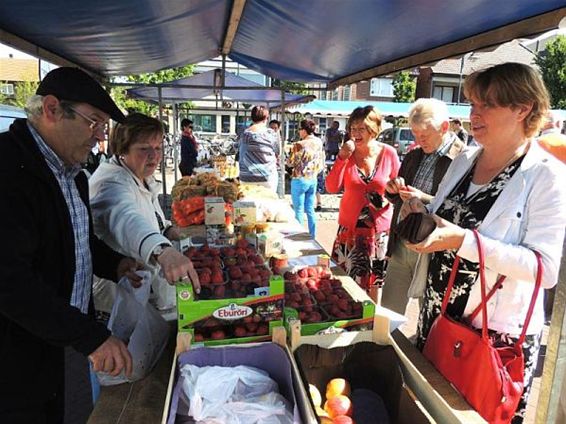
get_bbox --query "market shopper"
[0,67,142,423]
[380,98,465,314]
[179,118,198,176]
[404,63,566,423]
[238,105,280,191]
[326,106,400,291]
[325,120,343,160]
[287,119,325,237]
[90,113,200,313]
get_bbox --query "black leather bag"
[395,212,437,244]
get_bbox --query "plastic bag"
[97,271,169,386]
[179,364,294,424]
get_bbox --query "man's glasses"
[68,106,108,135]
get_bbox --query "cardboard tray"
[288,313,487,424]
[161,328,312,424]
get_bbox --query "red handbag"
[423,230,543,423]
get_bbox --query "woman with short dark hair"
[90,113,200,312]
[287,119,324,237]
[179,118,198,176]
[238,105,280,191]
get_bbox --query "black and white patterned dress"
[416,155,540,423]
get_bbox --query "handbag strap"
[466,237,544,345]
[441,230,490,340]
[467,274,506,322]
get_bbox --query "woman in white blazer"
[402,63,566,423]
[89,114,199,311]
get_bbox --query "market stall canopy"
[126,69,314,107]
[0,1,564,85]
[285,100,473,120]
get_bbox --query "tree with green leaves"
[111,64,196,115]
[271,79,308,95]
[392,71,416,103]
[534,35,566,109]
[0,80,39,108]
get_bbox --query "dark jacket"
[0,119,124,415]
[386,136,465,256]
[179,132,198,176]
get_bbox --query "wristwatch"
[152,243,170,260]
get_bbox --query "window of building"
[221,115,231,133]
[433,86,455,103]
[320,90,327,100]
[370,78,394,97]
[189,114,216,133]
[332,89,338,101]
[317,118,327,134]
[343,85,351,101]
[0,84,14,95]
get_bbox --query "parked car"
[0,104,26,132]
[377,127,415,157]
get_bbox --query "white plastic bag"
[97,271,169,386]
[179,364,294,424]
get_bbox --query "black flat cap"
[37,67,125,123]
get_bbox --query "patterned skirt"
[331,225,388,291]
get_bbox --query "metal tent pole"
[172,103,179,183]
[158,87,167,208]
[278,89,286,199]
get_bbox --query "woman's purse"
[423,230,543,423]
[395,212,437,244]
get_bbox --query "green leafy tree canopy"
[271,79,308,95]
[534,35,566,109]
[392,71,416,103]
[111,64,195,115]
[0,80,39,108]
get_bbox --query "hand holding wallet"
[395,212,437,244]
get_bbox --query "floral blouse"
[287,135,324,179]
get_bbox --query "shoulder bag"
[422,230,542,423]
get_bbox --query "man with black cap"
[0,67,141,423]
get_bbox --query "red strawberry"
[234,326,247,337]
[214,285,225,298]
[211,270,224,285]
[210,330,225,340]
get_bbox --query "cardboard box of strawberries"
[176,240,284,345]
[282,265,375,336]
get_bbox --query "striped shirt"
[28,122,93,314]
[412,136,453,195]
[238,127,280,183]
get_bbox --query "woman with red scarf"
[179,118,198,176]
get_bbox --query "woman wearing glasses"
[89,113,199,314]
[326,106,400,291]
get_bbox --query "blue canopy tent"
[126,69,314,187]
[0,1,564,86]
[126,69,314,107]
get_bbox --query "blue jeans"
[291,177,317,237]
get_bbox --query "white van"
[0,104,26,132]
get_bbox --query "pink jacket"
[326,144,400,233]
